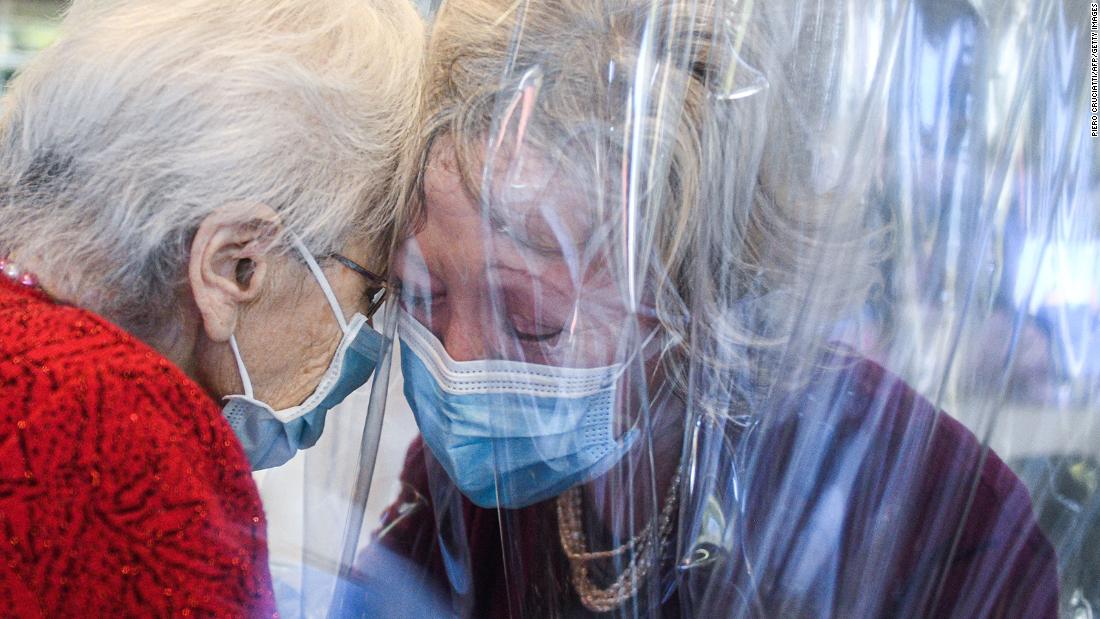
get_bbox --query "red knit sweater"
[0,277,276,617]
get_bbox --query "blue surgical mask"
[222,235,386,471]
[398,309,640,509]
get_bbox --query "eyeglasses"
[330,253,390,319]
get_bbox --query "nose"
[440,314,487,362]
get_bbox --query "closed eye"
[511,324,564,342]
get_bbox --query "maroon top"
[0,277,276,617]
[366,357,1058,618]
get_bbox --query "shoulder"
[735,353,1056,616]
[824,355,1046,533]
[822,356,1058,616]
[0,283,275,615]
[838,357,1038,510]
[0,282,252,478]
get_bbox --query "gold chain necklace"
[556,469,681,613]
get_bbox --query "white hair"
[0,0,424,340]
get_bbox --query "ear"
[189,203,282,343]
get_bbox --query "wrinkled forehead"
[423,134,616,263]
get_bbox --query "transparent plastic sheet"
[252,301,399,619]
[348,0,1099,617]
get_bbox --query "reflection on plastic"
[342,0,1099,617]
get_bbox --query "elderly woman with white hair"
[0,0,421,615]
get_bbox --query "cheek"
[296,309,344,377]
[559,287,637,367]
[535,309,626,368]
[327,268,365,318]
[261,298,345,408]
[303,318,343,362]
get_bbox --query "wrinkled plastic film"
[254,300,399,619]
[327,300,400,617]
[352,0,1098,617]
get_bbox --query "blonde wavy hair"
[403,0,882,416]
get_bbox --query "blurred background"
[2,0,1097,616]
[0,0,62,90]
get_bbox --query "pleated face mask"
[398,308,640,509]
[222,234,386,471]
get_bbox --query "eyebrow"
[488,206,584,259]
[489,261,574,302]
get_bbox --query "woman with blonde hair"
[0,0,421,614]
[358,0,1059,616]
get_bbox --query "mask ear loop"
[288,233,350,334]
[229,335,256,399]
[227,233,349,401]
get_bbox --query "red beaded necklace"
[0,257,41,289]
